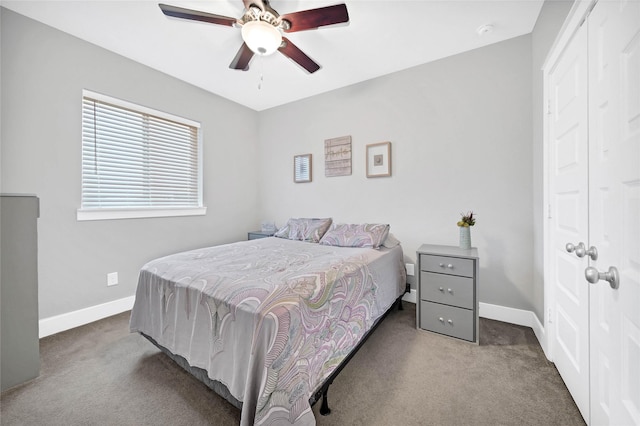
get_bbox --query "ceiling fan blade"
[278,37,320,73]
[159,4,238,27]
[229,43,254,71]
[280,4,349,33]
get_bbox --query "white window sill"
[77,207,207,221]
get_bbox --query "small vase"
[459,226,471,249]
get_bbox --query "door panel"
[549,2,639,424]
[549,22,590,421]
[588,1,640,425]
[588,3,615,422]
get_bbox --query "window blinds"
[81,93,201,210]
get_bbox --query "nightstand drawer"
[420,255,474,278]
[420,272,473,309]
[420,301,474,341]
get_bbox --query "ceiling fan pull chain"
[258,56,264,90]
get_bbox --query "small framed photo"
[366,142,391,178]
[294,154,312,183]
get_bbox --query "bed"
[130,220,406,425]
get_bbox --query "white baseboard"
[39,291,419,338]
[37,294,549,358]
[479,302,547,357]
[39,295,135,338]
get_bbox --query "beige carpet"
[1,303,584,425]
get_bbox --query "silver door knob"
[566,242,586,257]
[584,246,598,260]
[585,266,619,289]
[566,242,598,260]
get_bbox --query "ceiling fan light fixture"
[241,20,282,56]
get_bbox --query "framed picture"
[366,142,391,178]
[324,136,352,177]
[294,154,312,183]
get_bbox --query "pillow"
[382,232,401,248]
[319,223,390,249]
[273,218,332,243]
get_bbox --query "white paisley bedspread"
[129,237,405,425]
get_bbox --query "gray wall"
[531,0,574,322]
[1,2,574,323]
[1,9,260,319]
[257,35,536,312]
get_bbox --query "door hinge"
[547,99,552,116]
[548,203,552,219]
[548,307,553,323]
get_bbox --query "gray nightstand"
[248,230,275,240]
[416,244,479,343]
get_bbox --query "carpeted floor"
[1,303,584,425]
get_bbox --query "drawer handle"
[447,264,454,269]
[438,317,445,323]
[447,288,453,294]
[447,319,453,325]
[439,262,445,267]
[439,287,444,292]
[438,263,454,269]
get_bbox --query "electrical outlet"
[107,272,118,286]
[405,263,415,276]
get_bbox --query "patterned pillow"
[319,223,390,249]
[274,218,332,243]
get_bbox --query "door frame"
[541,0,596,363]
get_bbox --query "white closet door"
[549,22,590,422]
[588,1,640,425]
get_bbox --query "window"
[78,90,205,221]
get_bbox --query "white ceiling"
[2,0,544,111]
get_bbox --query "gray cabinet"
[416,244,479,343]
[1,194,40,391]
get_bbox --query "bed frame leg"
[320,388,331,416]
[398,298,404,310]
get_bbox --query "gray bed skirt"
[140,295,404,417]
[141,332,243,410]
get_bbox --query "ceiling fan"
[158,1,349,74]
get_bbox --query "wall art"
[294,154,312,183]
[366,141,391,178]
[324,136,352,177]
